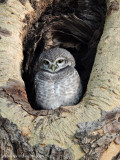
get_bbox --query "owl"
[34,47,82,110]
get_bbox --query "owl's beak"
[51,64,56,72]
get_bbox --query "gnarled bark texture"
[0,0,120,159]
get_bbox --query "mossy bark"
[0,0,120,159]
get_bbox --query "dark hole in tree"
[22,0,106,110]
[118,117,120,122]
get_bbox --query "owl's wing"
[54,67,82,106]
[34,71,60,109]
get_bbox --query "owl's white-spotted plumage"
[34,47,82,109]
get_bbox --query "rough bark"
[0,0,120,160]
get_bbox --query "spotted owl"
[34,47,82,110]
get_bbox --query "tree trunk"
[0,0,120,160]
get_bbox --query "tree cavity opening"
[22,0,106,110]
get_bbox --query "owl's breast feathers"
[34,66,82,109]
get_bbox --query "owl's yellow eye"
[44,60,49,65]
[57,59,64,63]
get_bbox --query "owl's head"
[38,47,75,73]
